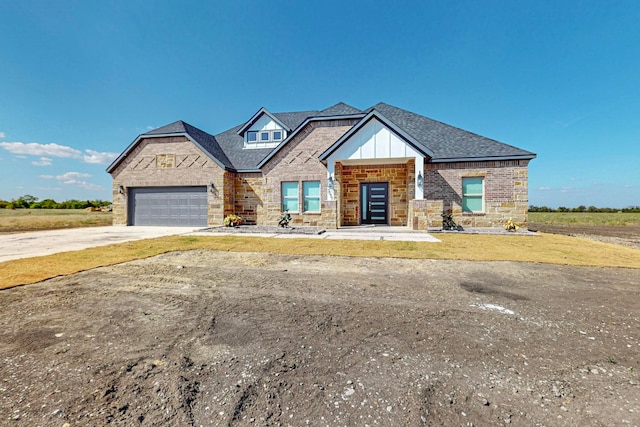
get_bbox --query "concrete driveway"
[0,226,441,263]
[0,226,200,263]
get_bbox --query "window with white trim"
[282,182,299,212]
[462,177,484,213]
[245,129,285,148]
[303,181,321,212]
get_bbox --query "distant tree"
[587,206,598,212]
[557,206,569,212]
[528,205,539,212]
[31,199,59,209]
[573,205,587,212]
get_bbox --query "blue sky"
[1,0,638,208]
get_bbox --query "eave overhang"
[428,153,537,163]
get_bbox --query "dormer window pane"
[247,131,257,142]
[273,131,282,141]
[260,132,270,141]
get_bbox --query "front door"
[360,182,388,225]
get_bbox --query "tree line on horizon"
[0,194,111,210]
[529,205,640,213]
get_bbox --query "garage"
[129,187,208,226]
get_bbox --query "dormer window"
[244,129,286,148]
[239,108,290,149]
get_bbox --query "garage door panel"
[129,187,208,226]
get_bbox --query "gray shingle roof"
[109,103,535,174]
[366,103,536,161]
[318,102,363,116]
[143,120,233,169]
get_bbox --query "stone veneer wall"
[415,159,530,229]
[339,161,412,226]
[234,172,263,225]
[261,119,358,228]
[109,136,226,226]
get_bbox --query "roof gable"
[106,120,232,173]
[237,107,293,135]
[320,116,427,163]
[319,110,434,161]
[366,103,536,162]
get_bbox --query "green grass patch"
[529,212,640,226]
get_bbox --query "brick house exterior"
[107,102,536,229]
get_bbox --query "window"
[245,129,286,147]
[462,177,484,212]
[303,181,321,212]
[156,154,175,169]
[282,182,299,212]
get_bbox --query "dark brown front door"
[361,182,388,225]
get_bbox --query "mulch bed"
[204,225,326,235]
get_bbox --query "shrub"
[504,218,520,232]
[223,214,243,227]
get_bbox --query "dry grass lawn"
[1,233,639,290]
[0,209,112,233]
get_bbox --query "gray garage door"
[129,187,208,226]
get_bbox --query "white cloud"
[32,157,53,166]
[64,180,102,190]
[57,171,92,180]
[83,149,118,164]
[0,141,119,165]
[146,125,155,130]
[0,141,82,158]
[539,186,551,190]
[0,132,5,138]
[39,171,101,190]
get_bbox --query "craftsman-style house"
[107,102,536,229]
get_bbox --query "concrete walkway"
[191,226,441,242]
[0,226,441,263]
[0,226,200,263]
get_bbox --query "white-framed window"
[245,130,286,148]
[282,182,299,212]
[462,177,484,213]
[303,181,321,212]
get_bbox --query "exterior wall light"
[327,176,334,190]
[417,171,424,190]
[118,185,125,194]
[209,182,216,193]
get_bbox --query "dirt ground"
[528,223,640,250]
[1,250,639,426]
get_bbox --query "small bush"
[223,214,243,227]
[504,218,520,232]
